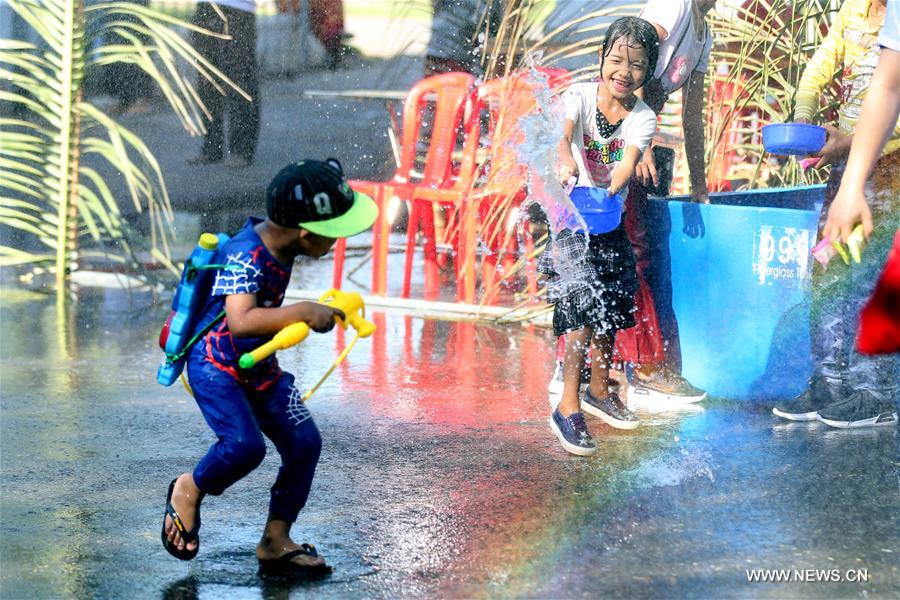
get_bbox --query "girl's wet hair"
[600,16,660,88]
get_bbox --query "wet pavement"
[1,275,898,599]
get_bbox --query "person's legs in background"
[617,184,706,403]
[189,2,227,164]
[775,157,898,426]
[225,6,259,167]
[815,156,899,428]
[309,0,348,70]
[102,0,154,115]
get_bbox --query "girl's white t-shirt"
[640,0,712,95]
[563,82,657,196]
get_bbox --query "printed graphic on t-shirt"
[666,54,690,89]
[582,134,625,186]
[583,135,625,165]
[839,30,881,125]
[212,246,289,308]
[212,250,263,296]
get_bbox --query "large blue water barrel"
[647,186,824,400]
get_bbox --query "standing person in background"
[425,0,503,76]
[102,0,154,115]
[772,0,898,428]
[547,0,714,408]
[188,0,259,168]
[622,0,715,402]
[309,0,349,70]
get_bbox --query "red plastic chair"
[332,72,476,296]
[410,67,570,303]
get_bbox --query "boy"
[161,159,378,574]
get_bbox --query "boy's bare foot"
[256,519,329,572]
[163,472,202,554]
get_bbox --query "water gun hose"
[299,332,362,402]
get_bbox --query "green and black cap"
[266,158,378,238]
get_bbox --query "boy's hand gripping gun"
[238,289,376,401]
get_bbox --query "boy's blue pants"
[186,354,321,524]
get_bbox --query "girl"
[548,0,713,408]
[543,17,660,456]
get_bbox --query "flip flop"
[257,543,332,579]
[161,478,201,561]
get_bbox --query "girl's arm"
[557,119,579,185]
[225,294,344,338]
[683,70,710,203]
[608,146,644,196]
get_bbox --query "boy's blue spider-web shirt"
[191,218,292,386]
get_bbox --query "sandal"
[161,478,201,561]
[257,543,332,578]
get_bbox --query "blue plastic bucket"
[569,187,624,234]
[762,123,826,156]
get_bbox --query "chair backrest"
[469,68,571,244]
[395,72,475,187]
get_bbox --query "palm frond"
[1,0,239,285]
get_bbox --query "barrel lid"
[198,233,219,250]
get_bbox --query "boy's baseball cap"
[266,159,378,238]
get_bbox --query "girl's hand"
[557,158,578,187]
[822,184,873,246]
[636,145,658,187]
[813,124,852,168]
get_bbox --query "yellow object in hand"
[239,322,310,369]
[846,224,866,264]
[830,224,866,265]
[831,238,850,265]
[238,289,376,369]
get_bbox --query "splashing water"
[628,447,716,488]
[512,53,590,291]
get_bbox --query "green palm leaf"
[1,0,243,287]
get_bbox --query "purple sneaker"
[550,409,597,456]
[582,388,641,430]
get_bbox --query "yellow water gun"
[238,289,376,401]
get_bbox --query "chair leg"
[371,186,391,296]
[458,201,476,303]
[402,199,420,299]
[332,237,347,290]
[420,201,440,300]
